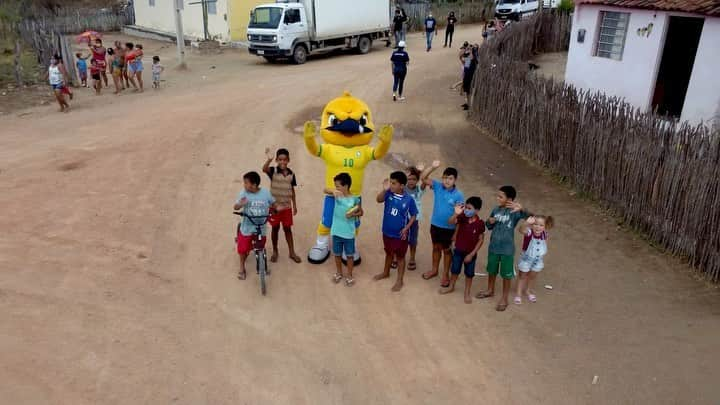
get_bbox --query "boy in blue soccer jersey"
[373,171,418,292]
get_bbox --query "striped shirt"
[266,166,297,210]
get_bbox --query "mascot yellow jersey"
[304,91,393,264]
[316,144,374,195]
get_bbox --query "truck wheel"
[357,37,372,54]
[292,45,307,65]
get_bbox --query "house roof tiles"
[577,0,720,16]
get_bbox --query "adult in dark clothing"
[390,41,410,102]
[424,13,438,52]
[392,8,408,46]
[444,11,458,48]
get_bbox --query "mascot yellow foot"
[305,91,393,264]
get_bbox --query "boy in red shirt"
[440,196,485,303]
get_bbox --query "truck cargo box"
[307,0,390,40]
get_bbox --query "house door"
[651,16,704,118]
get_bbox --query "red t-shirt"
[455,214,485,253]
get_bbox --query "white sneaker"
[399,96,406,101]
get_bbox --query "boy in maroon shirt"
[440,196,485,303]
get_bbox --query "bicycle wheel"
[258,251,267,296]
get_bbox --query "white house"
[132,0,267,42]
[565,0,720,127]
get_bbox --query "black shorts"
[430,225,454,248]
[462,68,475,93]
[91,73,101,81]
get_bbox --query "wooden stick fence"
[469,12,720,282]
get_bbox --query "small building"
[565,0,720,126]
[132,0,267,42]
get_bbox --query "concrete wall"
[681,17,720,127]
[228,0,267,41]
[566,5,720,126]
[565,6,666,111]
[134,0,230,41]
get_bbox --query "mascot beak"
[326,118,373,135]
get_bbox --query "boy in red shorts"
[262,148,301,263]
[373,171,418,292]
[234,171,275,280]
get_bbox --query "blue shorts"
[408,221,419,246]
[51,83,64,90]
[321,195,361,229]
[451,250,477,278]
[332,235,356,257]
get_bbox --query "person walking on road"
[391,41,410,102]
[392,7,408,46]
[424,12,438,52]
[444,11,458,48]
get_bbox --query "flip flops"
[407,261,417,271]
[422,271,438,280]
[513,296,522,305]
[496,303,508,312]
[345,278,355,287]
[475,291,494,299]
[237,271,247,280]
[289,254,302,264]
[528,293,537,303]
[332,273,343,284]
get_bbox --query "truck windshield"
[249,7,282,29]
[498,0,521,4]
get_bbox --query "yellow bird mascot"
[304,92,393,264]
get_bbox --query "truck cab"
[247,3,310,63]
[494,0,540,21]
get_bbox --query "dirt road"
[1,26,719,404]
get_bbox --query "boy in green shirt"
[326,173,363,287]
[476,185,529,311]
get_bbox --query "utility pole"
[174,0,187,68]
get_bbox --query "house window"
[149,0,155,6]
[595,11,630,60]
[207,0,217,15]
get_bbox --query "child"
[421,160,465,288]
[405,165,427,270]
[47,56,70,112]
[151,56,164,89]
[515,215,553,304]
[134,44,145,92]
[90,59,102,95]
[440,197,485,304]
[107,48,122,94]
[233,171,275,280]
[262,147,301,264]
[327,173,362,286]
[124,43,139,91]
[476,185,530,311]
[89,38,108,88]
[373,171,417,292]
[75,52,89,87]
[114,41,127,89]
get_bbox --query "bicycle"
[234,210,270,296]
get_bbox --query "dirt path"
[1,26,718,404]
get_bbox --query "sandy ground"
[1,25,719,405]
[530,51,567,82]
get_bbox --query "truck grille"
[498,8,512,13]
[248,34,275,43]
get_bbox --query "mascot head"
[320,91,374,147]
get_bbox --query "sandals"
[528,293,537,303]
[496,303,508,312]
[407,261,417,271]
[422,271,438,280]
[332,273,343,284]
[513,296,522,305]
[475,291,494,299]
[391,261,398,269]
[237,271,247,280]
[345,278,355,287]
[289,254,302,264]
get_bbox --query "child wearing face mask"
[440,197,485,304]
[515,215,554,304]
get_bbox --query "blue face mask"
[464,209,475,217]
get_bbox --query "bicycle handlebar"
[233,211,269,226]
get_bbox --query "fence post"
[14,39,23,86]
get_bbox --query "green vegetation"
[558,0,575,13]
[0,39,41,86]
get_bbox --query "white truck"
[494,0,558,21]
[247,0,391,64]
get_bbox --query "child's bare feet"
[475,291,494,299]
[373,272,390,281]
[464,294,472,304]
[237,270,246,280]
[391,281,403,292]
[270,251,278,263]
[438,285,455,294]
